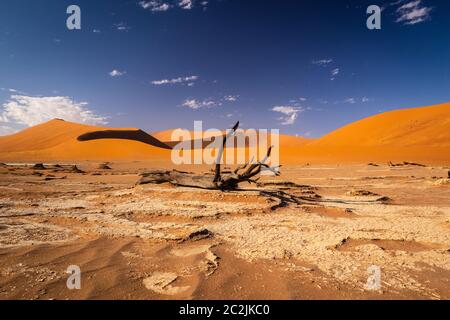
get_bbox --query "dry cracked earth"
[0,162,449,300]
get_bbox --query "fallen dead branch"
[137,122,281,190]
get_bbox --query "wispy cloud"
[395,0,433,25]
[289,97,307,104]
[152,75,198,85]
[0,95,108,129]
[139,0,207,12]
[139,1,171,11]
[179,0,193,10]
[224,95,238,102]
[1,88,27,94]
[182,98,220,110]
[115,22,131,31]
[312,59,333,66]
[343,97,371,104]
[109,69,126,77]
[312,59,341,81]
[272,106,304,125]
[344,97,356,104]
[330,68,340,80]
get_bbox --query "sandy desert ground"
[1,102,449,300]
[1,161,449,300]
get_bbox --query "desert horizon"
[2,101,450,165]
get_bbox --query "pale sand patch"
[207,200,450,297]
[434,179,450,186]
[143,272,191,295]
[170,244,219,276]
[171,245,212,257]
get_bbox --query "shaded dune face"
[78,129,312,151]
[77,129,172,150]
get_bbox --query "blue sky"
[1,0,449,137]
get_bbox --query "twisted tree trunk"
[137,122,280,190]
[78,121,280,190]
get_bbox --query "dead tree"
[78,121,280,190]
[137,122,280,190]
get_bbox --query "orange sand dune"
[313,102,450,147]
[1,102,450,164]
[0,119,114,153]
[0,119,170,162]
[283,102,450,164]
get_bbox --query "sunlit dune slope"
[0,119,170,161]
[284,102,450,164]
[0,119,114,153]
[312,102,450,147]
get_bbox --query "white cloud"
[152,75,198,85]
[182,98,220,110]
[0,113,8,122]
[93,29,101,33]
[0,95,108,128]
[139,1,171,12]
[312,59,333,66]
[179,0,193,10]
[224,95,238,102]
[1,88,27,94]
[272,106,304,125]
[330,68,340,81]
[344,98,356,104]
[342,97,371,104]
[312,59,342,80]
[182,99,201,109]
[139,0,208,12]
[0,125,16,135]
[115,22,131,31]
[109,69,126,77]
[396,0,432,25]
